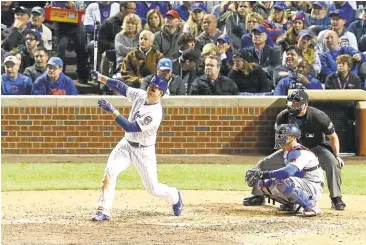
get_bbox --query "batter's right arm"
[91,70,129,96]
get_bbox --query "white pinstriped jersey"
[124,88,162,146]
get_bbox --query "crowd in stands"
[1,1,366,95]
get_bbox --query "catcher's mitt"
[245,168,262,187]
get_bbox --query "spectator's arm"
[320,54,333,77]
[324,75,335,89]
[2,27,22,51]
[312,52,322,76]
[120,54,140,84]
[31,80,46,95]
[258,67,270,92]
[306,77,323,90]
[348,33,359,51]
[273,79,287,95]
[189,78,200,95]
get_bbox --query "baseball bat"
[91,21,100,85]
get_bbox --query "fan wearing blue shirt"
[31,57,79,95]
[1,56,32,95]
[274,60,323,96]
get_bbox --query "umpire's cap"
[287,89,309,103]
[148,75,168,93]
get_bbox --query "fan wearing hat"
[153,10,182,59]
[348,8,366,43]
[2,6,31,51]
[216,34,233,76]
[1,55,33,95]
[172,48,202,93]
[305,1,331,36]
[328,1,356,28]
[228,52,270,94]
[18,29,43,69]
[317,9,358,53]
[29,6,52,51]
[263,1,288,42]
[182,3,206,38]
[31,57,79,95]
[141,58,186,95]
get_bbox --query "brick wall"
[1,96,286,155]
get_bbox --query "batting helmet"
[274,124,302,149]
[286,89,308,117]
[148,75,168,93]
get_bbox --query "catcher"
[245,124,324,217]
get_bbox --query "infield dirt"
[2,190,366,245]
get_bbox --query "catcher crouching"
[245,124,324,217]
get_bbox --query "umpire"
[243,89,346,210]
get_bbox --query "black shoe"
[331,196,346,210]
[243,195,265,206]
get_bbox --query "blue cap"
[192,3,207,13]
[329,9,346,20]
[298,29,313,38]
[149,75,168,92]
[312,1,327,9]
[47,57,63,67]
[273,2,287,11]
[31,6,45,15]
[217,34,231,43]
[24,29,42,41]
[251,24,267,34]
[157,58,172,71]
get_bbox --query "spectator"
[1,55,32,95]
[2,6,31,51]
[195,14,222,51]
[325,54,362,89]
[183,3,206,38]
[264,1,288,42]
[320,30,365,78]
[7,49,23,73]
[211,1,232,19]
[228,52,270,93]
[136,1,170,25]
[177,33,195,53]
[144,9,165,34]
[286,1,312,14]
[348,9,366,47]
[274,46,300,86]
[51,1,88,84]
[28,7,52,51]
[274,60,322,95]
[172,48,201,94]
[120,30,164,88]
[282,29,321,77]
[242,24,281,81]
[32,57,79,95]
[328,1,355,28]
[18,29,42,70]
[197,43,218,76]
[252,1,273,20]
[154,10,183,59]
[189,55,238,95]
[222,1,252,52]
[318,9,358,52]
[305,1,331,36]
[216,34,233,76]
[175,1,192,22]
[1,1,17,29]
[115,14,142,70]
[142,58,186,95]
[276,12,307,52]
[241,12,275,49]
[23,47,49,83]
[83,1,120,38]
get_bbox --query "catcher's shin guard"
[258,179,296,207]
[275,178,314,209]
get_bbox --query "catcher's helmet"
[286,89,308,117]
[274,124,302,149]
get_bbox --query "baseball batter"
[246,124,324,217]
[90,70,183,221]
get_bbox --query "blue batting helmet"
[274,124,302,149]
[148,74,168,93]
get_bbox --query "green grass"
[2,163,366,195]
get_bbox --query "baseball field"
[2,158,366,245]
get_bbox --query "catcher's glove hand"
[245,168,270,187]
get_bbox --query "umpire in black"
[243,89,346,210]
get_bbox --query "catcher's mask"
[286,89,308,117]
[274,124,302,149]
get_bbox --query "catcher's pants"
[96,138,179,216]
[252,146,342,198]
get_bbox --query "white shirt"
[124,88,162,146]
[317,29,358,52]
[40,23,53,51]
[83,2,120,26]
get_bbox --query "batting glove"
[336,156,344,169]
[98,99,116,114]
[91,70,101,80]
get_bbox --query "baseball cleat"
[331,196,346,210]
[172,190,183,216]
[92,211,110,221]
[243,195,265,206]
[277,203,300,212]
[303,206,321,217]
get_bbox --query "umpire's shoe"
[172,189,183,216]
[92,211,110,221]
[243,195,265,206]
[331,196,346,210]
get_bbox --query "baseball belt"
[127,140,149,148]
